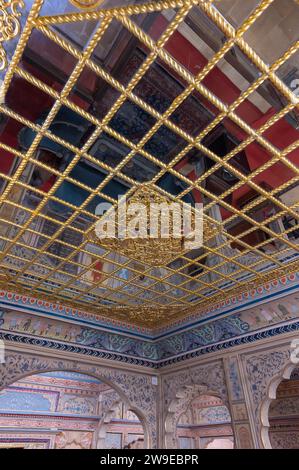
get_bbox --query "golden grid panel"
[0,0,298,327]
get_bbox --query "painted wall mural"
[270,432,299,449]
[104,432,122,449]
[270,396,299,417]
[226,357,244,402]
[195,406,231,425]
[0,353,158,448]
[178,395,231,426]
[0,369,148,449]
[0,389,55,412]
[0,371,103,415]
[58,395,97,415]
[0,336,298,448]
[0,272,297,340]
[0,433,53,449]
[158,292,299,360]
[1,290,299,366]
[0,371,103,449]
[55,431,93,449]
[175,393,234,449]
[0,309,158,362]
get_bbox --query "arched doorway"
[165,384,234,449]
[268,367,299,449]
[0,370,145,449]
[176,394,234,449]
[95,400,145,449]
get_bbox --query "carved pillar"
[161,361,229,448]
[223,355,256,448]
[241,347,292,448]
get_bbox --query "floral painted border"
[0,271,298,338]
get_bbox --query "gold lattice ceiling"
[0,0,298,327]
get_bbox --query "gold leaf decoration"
[69,0,104,10]
[0,0,24,71]
[87,184,218,266]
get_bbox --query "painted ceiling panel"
[0,0,298,330]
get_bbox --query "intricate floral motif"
[227,357,244,401]
[0,353,158,447]
[269,396,299,417]
[245,350,290,411]
[162,361,229,447]
[0,0,24,70]
[244,348,291,444]
[270,431,299,449]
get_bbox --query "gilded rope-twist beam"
[28,6,196,296]
[34,18,299,228]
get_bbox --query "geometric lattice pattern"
[0,0,298,326]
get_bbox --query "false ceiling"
[0,0,298,327]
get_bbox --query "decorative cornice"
[155,269,299,334]
[167,261,299,325]
[157,321,299,368]
[0,332,159,369]
[0,269,298,337]
[2,261,298,329]
[2,318,299,369]
[0,279,187,328]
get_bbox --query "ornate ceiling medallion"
[0,0,24,71]
[88,184,218,266]
[69,0,104,10]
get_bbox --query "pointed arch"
[164,384,231,448]
[260,361,296,448]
